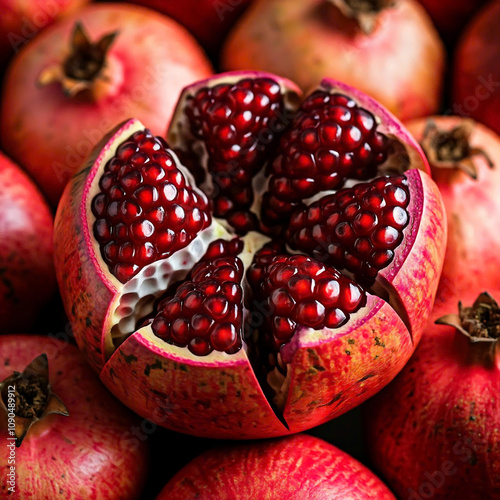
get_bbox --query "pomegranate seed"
[91,128,211,283]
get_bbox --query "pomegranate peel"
[55,72,446,438]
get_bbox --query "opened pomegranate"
[0,3,212,206]
[0,151,55,333]
[0,335,149,499]
[125,0,252,53]
[221,0,445,122]
[406,116,500,304]
[0,0,89,66]
[365,291,500,500]
[453,1,500,136]
[54,72,446,438]
[158,434,396,499]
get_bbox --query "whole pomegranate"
[0,0,89,66]
[365,291,500,500]
[0,335,149,499]
[453,0,500,136]
[158,434,396,499]
[0,3,213,206]
[416,0,489,42]
[0,151,55,333]
[125,0,252,53]
[54,72,446,439]
[221,0,445,122]
[405,116,500,305]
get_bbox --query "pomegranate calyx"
[436,292,500,342]
[421,120,495,179]
[0,354,69,447]
[38,22,119,99]
[328,0,395,34]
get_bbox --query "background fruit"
[453,0,500,136]
[405,116,500,305]
[0,3,213,206]
[157,434,396,500]
[0,335,149,499]
[221,0,445,122]
[0,151,55,333]
[0,0,89,67]
[365,291,500,500]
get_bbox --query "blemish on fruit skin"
[347,338,355,345]
[144,359,163,376]
[179,364,188,372]
[318,392,343,408]
[357,373,375,383]
[4,358,9,366]
[374,336,386,347]
[120,352,138,364]
[345,350,351,355]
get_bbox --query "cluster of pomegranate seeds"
[247,245,367,349]
[286,175,411,280]
[152,239,244,356]
[183,77,287,233]
[262,90,389,224]
[91,129,211,283]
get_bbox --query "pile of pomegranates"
[1,0,499,497]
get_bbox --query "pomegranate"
[365,291,500,500]
[453,1,500,137]
[221,0,445,122]
[158,434,396,499]
[405,116,500,304]
[0,3,213,206]
[0,151,56,333]
[54,72,447,439]
[0,334,149,499]
[416,0,489,42]
[0,0,89,66]
[125,0,252,53]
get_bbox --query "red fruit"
[0,151,55,333]
[0,4,212,206]
[54,73,446,439]
[158,434,396,500]
[365,292,500,500]
[416,0,489,41]
[405,116,500,305]
[221,0,445,122]
[0,335,149,499]
[0,0,89,66]
[453,1,500,137]
[125,0,252,53]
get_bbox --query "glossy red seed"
[91,128,211,283]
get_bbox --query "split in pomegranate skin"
[152,239,245,356]
[286,175,410,280]
[91,128,211,283]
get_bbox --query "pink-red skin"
[406,116,500,306]
[416,0,489,41]
[0,335,149,499]
[0,3,213,206]
[0,0,89,66]
[125,0,252,52]
[54,75,447,439]
[365,292,500,500]
[157,434,396,500]
[453,1,500,137]
[0,151,55,333]
[221,0,445,122]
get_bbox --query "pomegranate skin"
[0,335,149,499]
[0,3,213,206]
[0,151,55,333]
[54,76,447,439]
[365,293,500,500]
[157,434,396,500]
[416,0,489,42]
[0,0,89,66]
[125,0,252,53]
[453,1,500,136]
[405,116,500,305]
[221,0,445,122]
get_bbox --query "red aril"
[54,72,446,439]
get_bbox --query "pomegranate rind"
[100,327,289,438]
